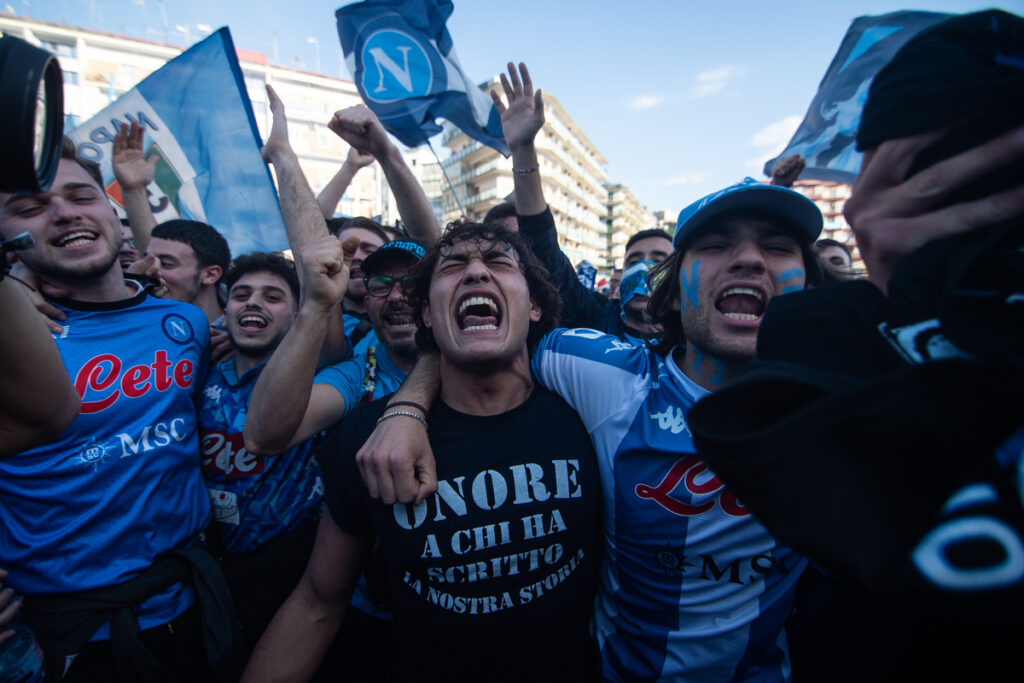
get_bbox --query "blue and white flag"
[764,11,950,184]
[337,0,510,155]
[68,28,286,255]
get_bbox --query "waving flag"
[764,11,950,183]
[337,0,510,155]
[67,28,287,255]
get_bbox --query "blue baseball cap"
[674,177,823,251]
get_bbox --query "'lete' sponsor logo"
[201,430,265,479]
[635,455,749,517]
[75,350,194,414]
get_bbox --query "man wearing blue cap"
[361,62,834,681]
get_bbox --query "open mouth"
[457,295,501,331]
[383,306,415,329]
[54,230,99,248]
[715,287,765,321]
[238,312,269,331]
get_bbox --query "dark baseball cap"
[360,240,426,278]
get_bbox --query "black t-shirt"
[322,385,601,682]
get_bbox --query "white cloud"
[745,115,803,173]
[662,172,709,186]
[750,115,802,149]
[626,94,664,110]
[688,65,745,99]
[744,151,780,172]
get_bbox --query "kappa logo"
[204,385,223,403]
[162,314,194,344]
[651,405,691,436]
[605,340,634,353]
[361,29,433,102]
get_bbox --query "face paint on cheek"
[773,267,805,295]
[680,260,700,312]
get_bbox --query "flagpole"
[425,136,467,220]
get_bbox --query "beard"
[228,328,289,362]
[21,241,120,284]
[679,310,757,364]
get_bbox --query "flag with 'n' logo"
[764,10,950,183]
[336,0,510,155]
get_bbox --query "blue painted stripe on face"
[780,285,803,295]
[772,268,804,283]
[680,261,700,312]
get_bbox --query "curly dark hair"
[223,252,300,304]
[402,222,561,354]
[647,212,839,356]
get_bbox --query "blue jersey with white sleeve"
[531,328,806,682]
[0,284,211,637]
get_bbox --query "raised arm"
[328,105,440,243]
[262,85,333,252]
[768,154,806,188]
[0,277,80,459]
[262,84,348,362]
[493,63,612,330]
[244,235,356,455]
[355,351,440,505]
[491,62,546,216]
[241,510,369,683]
[112,122,158,254]
[317,146,375,219]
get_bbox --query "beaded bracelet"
[376,411,428,430]
[512,164,539,176]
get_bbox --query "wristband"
[385,400,428,415]
[512,164,539,176]
[376,411,428,430]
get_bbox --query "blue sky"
[21,0,1017,215]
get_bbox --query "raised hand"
[261,84,293,164]
[345,146,375,170]
[297,234,357,312]
[844,122,1024,293]
[328,105,392,160]
[491,62,544,152]
[769,154,806,187]
[112,122,158,192]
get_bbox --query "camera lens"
[0,35,65,193]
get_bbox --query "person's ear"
[200,265,222,286]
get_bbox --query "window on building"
[42,41,76,58]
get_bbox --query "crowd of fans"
[1,8,1022,682]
